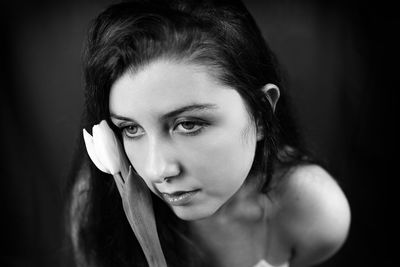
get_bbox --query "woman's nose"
[144,138,180,183]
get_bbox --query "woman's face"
[109,60,258,220]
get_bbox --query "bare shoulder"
[274,164,351,267]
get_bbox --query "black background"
[1,0,397,266]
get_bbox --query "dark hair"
[66,0,313,266]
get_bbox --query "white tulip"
[83,128,108,173]
[83,120,126,175]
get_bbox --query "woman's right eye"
[122,125,145,139]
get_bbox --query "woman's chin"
[171,205,216,221]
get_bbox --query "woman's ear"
[262,83,280,112]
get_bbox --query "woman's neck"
[187,177,272,267]
[190,175,268,230]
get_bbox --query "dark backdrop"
[1,0,397,266]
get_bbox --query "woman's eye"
[180,122,196,130]
[174,121,206,135]
[122,125,144,138]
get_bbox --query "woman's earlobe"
[256,121,265,141]
[256,128,264,141]
[262,83,280,112]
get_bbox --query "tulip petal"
[92,124,113,174]
[98,120,121,174]
[82,128,108,173]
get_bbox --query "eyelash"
[119,119,208,140]
[174,120,208,136]
[121,125,144,139]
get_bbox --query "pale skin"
[109,59,351,267]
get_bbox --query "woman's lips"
[161,190,200,206]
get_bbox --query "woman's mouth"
[161,190,200,206]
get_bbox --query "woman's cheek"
[183,132,254,185]
[124,143,147,179]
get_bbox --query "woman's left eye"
[174,121,206,135]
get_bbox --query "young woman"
[66,0,350,266]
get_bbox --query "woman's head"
[109,60,259,220]
[84,0,287,195]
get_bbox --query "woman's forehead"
[108,60,242,118]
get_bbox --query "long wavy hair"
[65,0,314,266]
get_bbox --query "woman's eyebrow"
[110,113,136,122]
[160,103,218,121]
[110,103,218,122]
